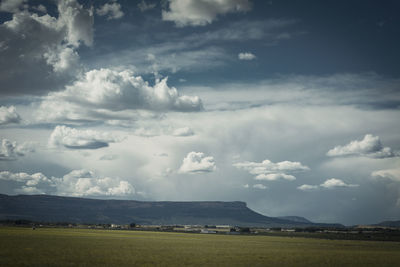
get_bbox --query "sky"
[0,0,400,226]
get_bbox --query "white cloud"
[56,170,135,197]
[56,170,134,197]
[37,68,203,122]
[253,184,267,189]
[0,106,21,125]
[320,178,359,189]
[172,127,194,136]
[0,171,52,193]
[43,46,80,73]
[96,1,124,20]
[298,178,359,191]
[243,184,249,188]
[238,52,256,60]
[0,170,135,197]
[0,0,93,96]
[297,184,319,191]
[372,168,400,182]
[0,0,25,13]
[49,125,121,149]
[17,186,46,194]
[32,4,47,13]
[162,0,252,27]
[327,134,396,158]
[138,0,156,12]
[0,139,34,160]
[57,0,94,47]
[178,152,216,174]
[255,173,296,181]
[233,159,309,181]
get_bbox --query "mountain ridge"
[0,194,342,228]
[373,220,400,228]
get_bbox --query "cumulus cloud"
[49,125,121,149]
[238,52,256,60]
[253,184,267,189]
[32,4,47,13]
[138,0,156,12]
[0,139,34,160]
[37,68,203,122]
[372,168,400,182]
[0,0,93,96]
[96,1,124,20]
[178,152,216,174]
[320,178,359,189]
[255,173,296,181]
[297,184,319,191]
[0,170,135,197]
[327,134,397,158]
[0,0,25,13]
[0,171,51,194]
[57,0,93,47]
[298,178,359,191]
[162,0,252,27]
[172,127,195,136]
[55,170,134,197]
[0,106,21,125]
[233,159,309,181]
[43,46,80,73]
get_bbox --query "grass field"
[1,227,400,266]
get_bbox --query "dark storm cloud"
[0,0,93,96]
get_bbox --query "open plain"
[1,227,400,266]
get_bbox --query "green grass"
[1,227,400,266]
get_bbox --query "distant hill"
[374,220,400,228]
[0,194,343,228]
[277,216,312,224]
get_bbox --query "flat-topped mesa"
[0,194,342,227]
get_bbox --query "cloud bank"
[298,178,359,191]
[0,169,135,197]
